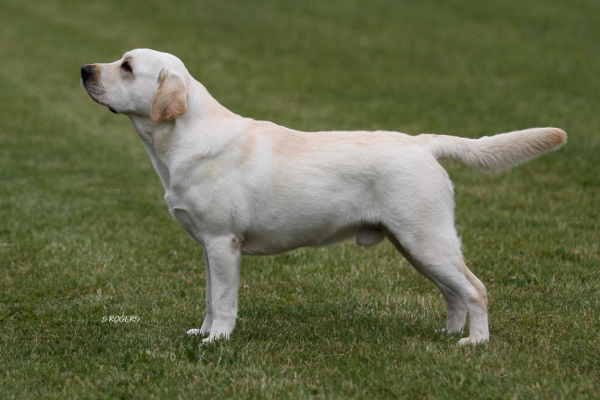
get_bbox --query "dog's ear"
[151,70,187,124]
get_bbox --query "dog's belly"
[240,224,358,255]
[239,217,386,255]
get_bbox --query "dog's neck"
[128,80,246,191]
[129,116,175,189]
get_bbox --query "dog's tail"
[425,127,567,173]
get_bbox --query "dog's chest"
[164,190,203,241]
[162,178,242,243]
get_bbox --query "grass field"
[1,0,599,398]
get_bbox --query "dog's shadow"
[239,299,447,344]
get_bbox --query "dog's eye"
[121,61,133,73]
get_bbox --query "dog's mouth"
[83,82,118,114]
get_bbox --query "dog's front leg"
[199,250,213,335]
[186,251,214,337]
[200,236,241,343]
[185,247,224,338]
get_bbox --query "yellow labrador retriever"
[81,49,566,344]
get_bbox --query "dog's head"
[81,49,188,124]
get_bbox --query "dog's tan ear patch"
[151,71,187,124]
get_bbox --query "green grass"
[1,0,599,398]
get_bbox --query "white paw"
[199,316,213,336]
[187,329,201,336]
[202,332,230,344]
[436,327,463,335]
[457,336,488,346]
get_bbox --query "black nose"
[81,65,95,80]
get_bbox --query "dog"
[81,49,566,344]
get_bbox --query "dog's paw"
[199,328,211,336]
[435,327,463,335]
[199,315,212,336]
[202,331,230,344]
[457,336,488,346]
[186,319,212,337]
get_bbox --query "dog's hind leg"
[387,226,489,345]
[387,234,467,334]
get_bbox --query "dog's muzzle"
[81,65,118,114]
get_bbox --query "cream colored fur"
[82,49,566,345]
